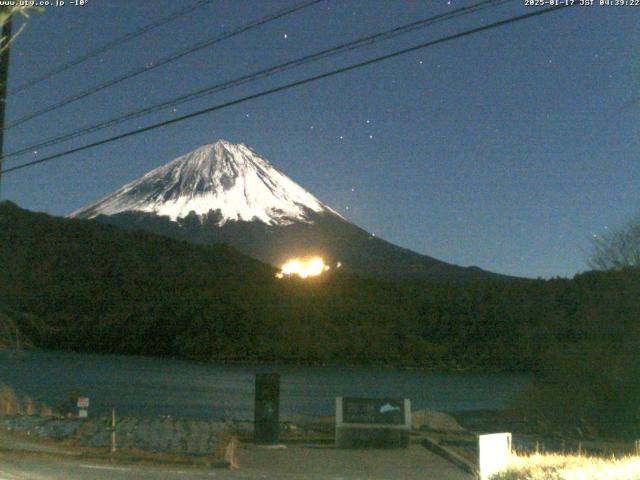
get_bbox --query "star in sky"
[6,0,633,279]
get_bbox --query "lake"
[0,350,531,419]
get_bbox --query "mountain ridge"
[71,140,513,281]
[71,139,339,226]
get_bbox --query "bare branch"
[588,215,640,271]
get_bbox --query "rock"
[283,414,334,433]
[2,415,48,433]
[36,418,83,439]
[412,410,465,432]
[227,420,253,434]
[1,414,231,455]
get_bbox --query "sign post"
[254,373,280,445]
[335,397,411,448]
[77,397,89,418]
[478,432,512,480]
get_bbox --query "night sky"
[2,0,638,278]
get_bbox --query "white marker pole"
[111,408,116,453]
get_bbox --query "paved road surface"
[241,444,473,479]
[0,445,472,480]
[0,455,222,480]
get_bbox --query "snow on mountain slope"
[71,140,338,225]
[68,139,512,281]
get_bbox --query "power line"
[0,4,573,176]
[9,0,216,95]
[2,0,514,162]
[3,0,324,130]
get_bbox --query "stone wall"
[0,415,228,455]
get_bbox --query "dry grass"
[0,383,53,416]
[492,453,640,480]
[0,384,20,415]
[213,430,239,469]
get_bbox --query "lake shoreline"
[0,349,532,420]
[1,346,534,374]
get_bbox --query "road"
[0,445,473,480]
[0,455,225,480]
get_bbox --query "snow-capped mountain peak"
[71,139,337,225]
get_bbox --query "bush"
[0,383,53,416]
[513,341,640,439]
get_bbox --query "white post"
[111,408,116,453]
[478,432,512,480]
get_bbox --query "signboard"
[342,397,405,425]
[254,373,280,445]
[78,409,88,418]
[335,397,411,448]
[479,432,512,480]
[77,397,90,408]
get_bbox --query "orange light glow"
[276,257,330,279]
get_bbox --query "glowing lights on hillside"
[276,257,331,279]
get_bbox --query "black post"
[254,373,280,444]
[0,13,12,197]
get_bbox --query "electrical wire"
[0,4,574,176]
[9,0,216,95]
[2,0,514,162]
[3,0,325,129]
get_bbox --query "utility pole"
[0,13,12,198]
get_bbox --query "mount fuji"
[71,140,505,281]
